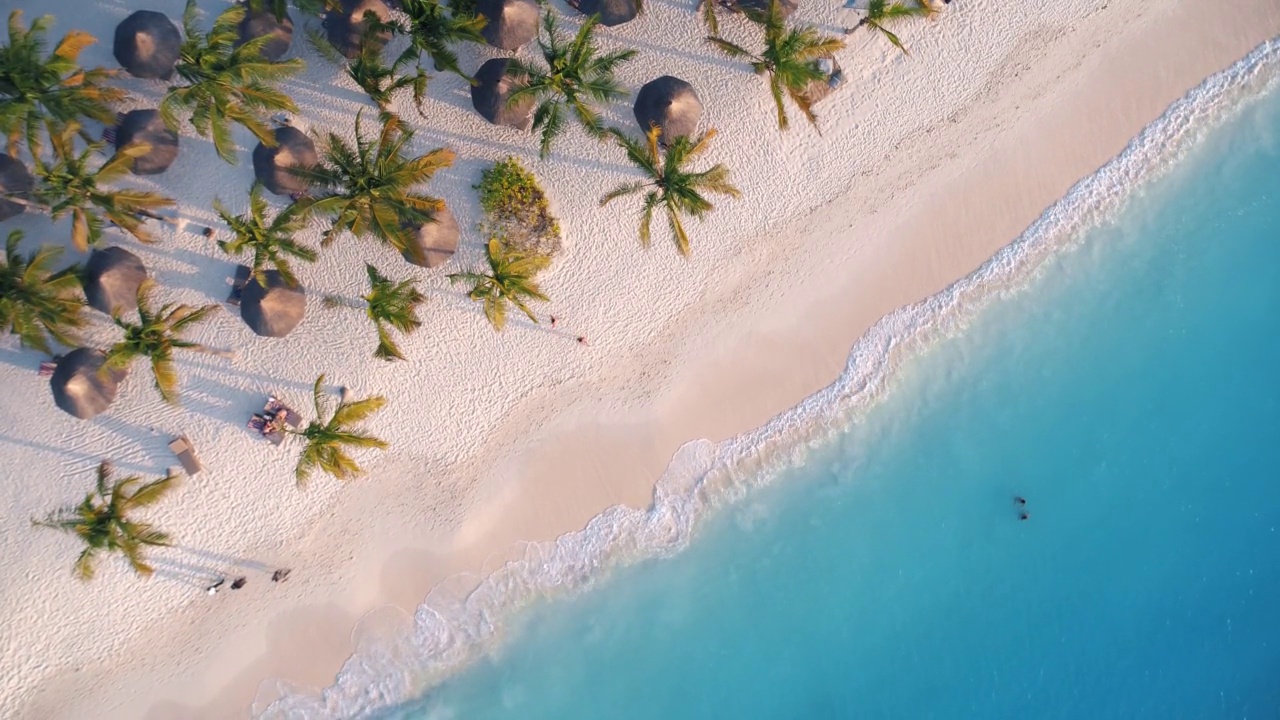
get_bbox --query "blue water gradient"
[395,88,1280,720]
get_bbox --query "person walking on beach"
[576,336,589,346]
[272,569,292,583]
[549,315,558,328]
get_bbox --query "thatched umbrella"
[477,0,538,51]
[253,126,317,197]
[237,3,294,61]
[576,0,639,26]
[50,348,128,420]
[240,270,305,338]
[325,0,392,59]
[471,58,534,130]
[634,76,702,141]
[0,153,34,222]
[402,204,459,269]
[734,0,797,20]
[84,247,147,316]
[114,10,182,80]
[115,110,179,176]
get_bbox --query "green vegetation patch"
[475,157,562,258]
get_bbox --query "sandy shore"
[1,0,1276,716]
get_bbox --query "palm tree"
[0,11,126,156]
[601,127,740,257]
[33,461,178,581]
[448,238,549,331]
[30,122,175,252]
[844,0,932,54]
[706,0,844,130]
[345,25,429,116]
[102,280,219,405]
[329,263,425,361]
[294,112,454,251]
[293,374,388,485]
[214,184,316,287]
[0,230,86,353]
[161,0,305,164]
[249,0,341,19]
[396,0,487,81]
[507,13,637,159]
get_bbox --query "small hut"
[402,205,460,269]
[633,76,702,141]
[0,154,34,222]
[237,3,294,61]
[471,58,534,130]
[477,0,538,51]
[240,270,305,338]
[325,0,392,59]
[733,0,797,21]
[115,110,179,176]
[253,126,318,197]
[84,247,147,316]
[50,348,128,420]
[575,0,640,26]
[114,10,182,80]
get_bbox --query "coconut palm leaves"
[346,24,430,116]
[355,263,425,361]
[507,13,637,159]
[0,230,85,353]
[33,461,178,581]
[396,0,487,81]
[161,0,305,164]
[846,0,932,54]
[0,11,125,156]
[294,112,454,251]
[102,280,218,405]
[30,122,175,252]
[602,127,740,256]
[448,238,549,331]
[706,0,844,130]
[214,184,316,287]
[293,374,388,484]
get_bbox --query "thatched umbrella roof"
[471,58,534,130]
[237,4,294,61]
[634,76,702,141]
[84,247,147,316]
[576,0,639,26]
[734,0,797,21]
[477,0,538,51]
[253,126,317,197]
[50,348,128,420]
[115,110,179,176]
[402,204,459,269]
[0,153,33,222]
[240,270,305,338]
[114,10,182,80]
[325,0,392,59]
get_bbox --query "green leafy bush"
[475,157,562,257]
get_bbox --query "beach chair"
[37,360,57,378]
[264,397,302,428]
[248,414,286,446]
[169,435,203,475]
[100,111,125,145]
[226,264,252,306]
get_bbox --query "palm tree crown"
[345,23,429,116]
[294,112,454,251]
[507,12,637,158]
[847,0,932,54]
[360,263,425,361]
[33,461,178,581]
[0,11,125,156]
[0,230,85,353]
[161,0,305,164]
[601,127,740,257]
[294,374,388,485]
[30,122,175,251]
[102,280,218,404]
[448,238,549,331]
[707,0,844,130]
[214,183,317,287]
[396,0,487,81]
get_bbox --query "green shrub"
[475,157,562,257]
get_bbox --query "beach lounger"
[226,264,252,306]
[38,361,57,378]
[169,435,203,475]
[248,414,286,446]
[264,397,302,428]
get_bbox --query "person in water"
[1019,512,1030,521]
[1014,496,1027,506]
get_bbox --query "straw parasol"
[633,76,702,141]
[237,3,294,61]
[115,110,179,176]
[325,0,392,59]
[477,0,539,51]
[402,204,459,269]
[50,348,128,420]
[575,0,640,26]
[253,126,317,197]
[114,10,182,80]
[470,58,534,130]
[83,247,147,316]
[734,0,797,20]
[0,153,34,222]
[240,270,305,338]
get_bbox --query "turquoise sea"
[266,44,1280,720]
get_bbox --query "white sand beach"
[1,0,1277,716]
